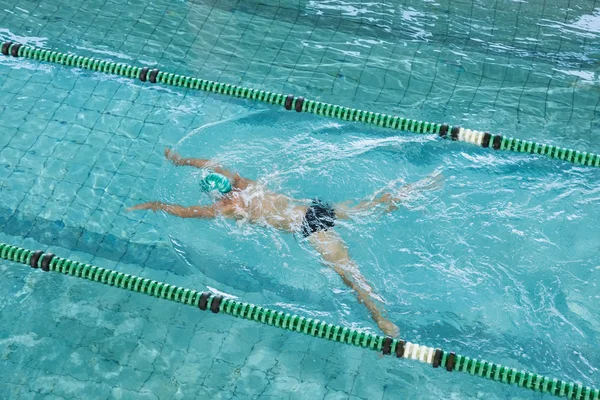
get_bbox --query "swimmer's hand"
[165,147,214,169]
[164,148,184,165]
[127,201,162,212]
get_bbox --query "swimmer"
[128,148,443,337]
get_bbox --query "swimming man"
[128,148,442,337]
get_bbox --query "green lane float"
[1,41,599,167]
[1,242,598,399]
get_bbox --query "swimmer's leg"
[308,229,399,337]
[335,170,443,219]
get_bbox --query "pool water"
[1,0,599,398]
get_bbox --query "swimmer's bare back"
[128,148,443,337]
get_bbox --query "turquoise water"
[1,0,599,398]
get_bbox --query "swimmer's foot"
[410,169,444,192]
[376,317,400,338]
[381,170,444,212]
[335,171,444,218]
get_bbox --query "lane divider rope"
[1,241,598,399]
[1,40,599,168]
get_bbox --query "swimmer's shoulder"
[215,196,242,216]
[232,175,253,190]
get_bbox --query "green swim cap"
[200,173,232,194]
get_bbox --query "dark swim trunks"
[301,199,336,237]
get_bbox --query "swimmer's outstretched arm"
[164,148,254,187]
[165,148,211,168]
[127,201,217,218]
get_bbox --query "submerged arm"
[127,201,217,219]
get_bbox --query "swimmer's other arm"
[165,148,211,168]
[164,148,243,183]
[127,202,217,218]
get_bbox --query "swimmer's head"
[200,172,232,195]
